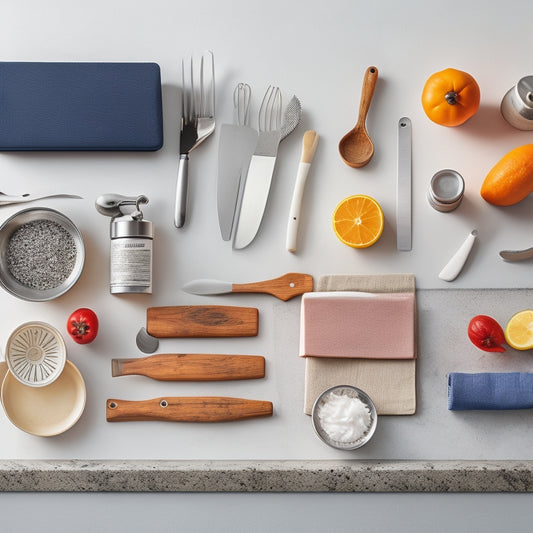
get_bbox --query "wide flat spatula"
[106,396,273,422]
[182,273,313,301]
[112,353,265,381]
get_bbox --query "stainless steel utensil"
[174,51,216,228]
[280,95,302,140]
[217,83,258,240]
[499,246,533,261]
[397,117,412,251]
[233,86,282,249]
[0,192,82,206]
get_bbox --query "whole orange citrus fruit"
[480,144,533,206]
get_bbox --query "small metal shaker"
[96,194,154,294]
[501,76,533,130]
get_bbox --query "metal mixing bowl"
[311,385,378,450]
[0,207,85,301]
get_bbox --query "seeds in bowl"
[6,219,77,290]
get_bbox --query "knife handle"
[106,397,274,422]
[174,154,189,228]
[286,162,312,252]
[146,305,259,338]
[111,353,265,381]
[232,273,313,301]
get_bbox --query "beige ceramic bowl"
[1,360,86,436]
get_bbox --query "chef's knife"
[182,272,313,301]
[233,94,301,249]
[112,353,265,381]
[217,83,258,240]
[106,396,273,422]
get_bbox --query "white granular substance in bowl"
[317,391,372,443]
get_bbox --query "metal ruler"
[397,117,412,251]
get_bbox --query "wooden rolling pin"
[111,353,265,381]
[106,397,273,422]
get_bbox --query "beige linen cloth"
[303,273,417,415]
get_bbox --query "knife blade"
[111,353,265,381]
[233,94,301,250]
[233,130,281,249]
[106,396,273,422]
[217,83,258,240]
[182,272,314,301]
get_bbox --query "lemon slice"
[505,309,533,350]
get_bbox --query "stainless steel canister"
[110,215,153,294]
[501,76,533,130]
[427,169,465,212]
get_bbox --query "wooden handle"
[111,353,265,381]
[106,397,273,422]
[356,66,378,127]
[232,273,313,301]
[146,306,258,338]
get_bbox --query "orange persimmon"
[421,68,480,127]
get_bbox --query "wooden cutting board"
[146,305,259,338]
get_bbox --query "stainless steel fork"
[174,51,216,228]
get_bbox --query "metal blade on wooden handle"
[111,353,265,381]
[397,117,412,251]
[106,397,273,422]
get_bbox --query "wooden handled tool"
[182,273,313,301]
[111,353,265,381]
[106,397,273,422]
[146,305,258,338]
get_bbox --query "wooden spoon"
[339,66,379,168]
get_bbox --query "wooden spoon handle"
[356,66,378,127]
[231,273,313,301]
[106,397,273,422]
[111,353,265,381]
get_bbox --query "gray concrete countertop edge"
[0,460,532,492]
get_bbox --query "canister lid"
[111,217,153,239]
[428,169,464,212]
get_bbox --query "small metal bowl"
[5,321,67,387]
[312,385,378,450]
[0,207,85,301]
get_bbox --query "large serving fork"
[174,51,215,228]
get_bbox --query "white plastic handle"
[286,162,311,252]
[438,230,478,282]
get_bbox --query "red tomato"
[67,308,99,344]
[467,315,505,352]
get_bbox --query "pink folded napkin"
[303,274,417,416]
[300,291,415,359]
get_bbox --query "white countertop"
[1,0,533,463]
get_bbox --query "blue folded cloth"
[448,372,533,410]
